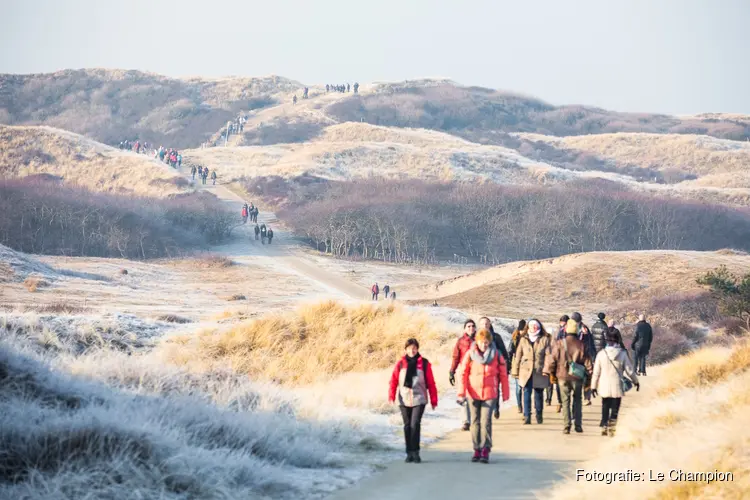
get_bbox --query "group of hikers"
[253,223,274,244]
[371,282,396,301]
[157,147,182,168]
[389,312,653,464]
[226,116,247,138]
[241,202,259,223]
[326,83,358,93]
[118,139,150,154]
[190,165,217,185]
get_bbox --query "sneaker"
[563,427,571,435]
[405,452,414,463]
[575,426,583,433]
[523,416,531,425]
[585,400,592,406]
[471,450,481,463]
[536,414,543,424]
[601,427,608,436]
[479,448,490,464]
[608,419,617,437]
[413,452,421,464]
[462,422,470,431]
[556,404,562,413]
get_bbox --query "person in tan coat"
[511,319,551,425]
[544,319,594,434]
[592,329,640,437]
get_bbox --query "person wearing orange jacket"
[388,338,438,464]
[457,328,510,464]
[449,319,477,430]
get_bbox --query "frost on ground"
[0,329,384,500]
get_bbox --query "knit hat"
[571,312,583,323]
[475,329,493,344]
[597,312,606,321]
[565,319,579,334]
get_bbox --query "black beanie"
[598,312,606,321]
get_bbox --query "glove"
[591,389,598,398]
[449,371,455,386]
[635,383,640,392]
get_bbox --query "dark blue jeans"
[523,378,544,419]
[515,378,523,411]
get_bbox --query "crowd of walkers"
[371,282,396,301]
[118,139,151,154]
[190,165,216,185]
[326,83,358,93]
[157,147,182,168]
[390,312,652,464]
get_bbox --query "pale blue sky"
[1,0,748,114]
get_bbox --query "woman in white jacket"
[591,328,640,436]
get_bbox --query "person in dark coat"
[631,314,653,375]
[383,284,390,298]
[267,228,274,244]
[254,224,260,240]
[572,312,596,405]
[591,312,608,354]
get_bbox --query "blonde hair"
[475,329,493,344]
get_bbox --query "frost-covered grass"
[0,320,385,499]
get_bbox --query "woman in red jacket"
[388,338,438,464]
[457,328,510,464]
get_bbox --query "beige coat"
[511,334,551,389]
[591,346,639,398]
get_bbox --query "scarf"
[403,354,419,388]
[527,320,541,343]
[470,343,497,365]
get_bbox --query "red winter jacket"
[450,333,473,374]
[388,355,438,408]
[457,345,510,402]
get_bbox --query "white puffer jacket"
[591,346,639,398]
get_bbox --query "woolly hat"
[571,312,583,323]
[475,329,493,344]
[565,319,579,334]
[597,312,606,321]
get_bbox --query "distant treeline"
[0,178,235,259]
[245,176,750,265]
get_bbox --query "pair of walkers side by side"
[371,282,396,301]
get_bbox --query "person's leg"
[642,354,648,375]
[469,397,481,451]
[464,397,471,429]
[609,397,622,436]
[523,378,533,421]
[573,380,583,431]
[410,404,426,460]
[561,381,572,431]
[534,387,544,422]
[545,385,552,405]
[515,378,523,413]
[601,398,611,427]
[399,405,413,457]
[480,400,493,460]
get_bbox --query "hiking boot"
[575,426,584,433]
[556,404,562,413]
[523,416,531,425]
[601,426,608,436]
[536,414,543,424]
[462,422,470,431]
[479,448,490,464]
[563,427,571,435]
[405,452,414,463]
[413,452,422,464]
[608,419,617,437]
[471,449,481,463]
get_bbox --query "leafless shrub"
[192,254,234,268]
[23,277,49,293]
[223,294,247,301]
[23,302,88,314]
[157,314,192,324]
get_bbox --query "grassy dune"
[160,300,454,385]
[549,337,750,499]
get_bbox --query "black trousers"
[635,352,648,373]
[601,397,621,426]
[400,404,426,452]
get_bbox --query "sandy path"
[327,378,653,500]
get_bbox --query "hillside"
[517,132,750,188]
[0,125,188,197]
[326,80,750,142]
[0,69,303,149]
[407,249,750,320]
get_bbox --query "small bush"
[713,317,747,337]
[23,277,49,293]
[157,314,192,324]
[193,254,234,268]
[23,302,87,315]
[670,322,706,343]
[119,269,128,275]
[223,294,246,301]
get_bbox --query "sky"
[1,0,748,115]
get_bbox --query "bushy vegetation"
[0,178,235,258]
[252,176,750,264]
[698,266,750,332]
[328,83,750,141]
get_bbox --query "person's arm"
[424,360,438,408]
[388,361,401,403]
[495,333,510,367]
[591,353,602,391]
[457,352,471,399]
[498,356,510,402]
[511,341,522,378]
[543,341,556,377]
[622,351,639,386]
[583,349,595,377]
[450,339,461,374]
[631,327,640,351]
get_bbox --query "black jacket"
[632,321,653,354]
[591,320,608,353]
[488,327,511,373]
